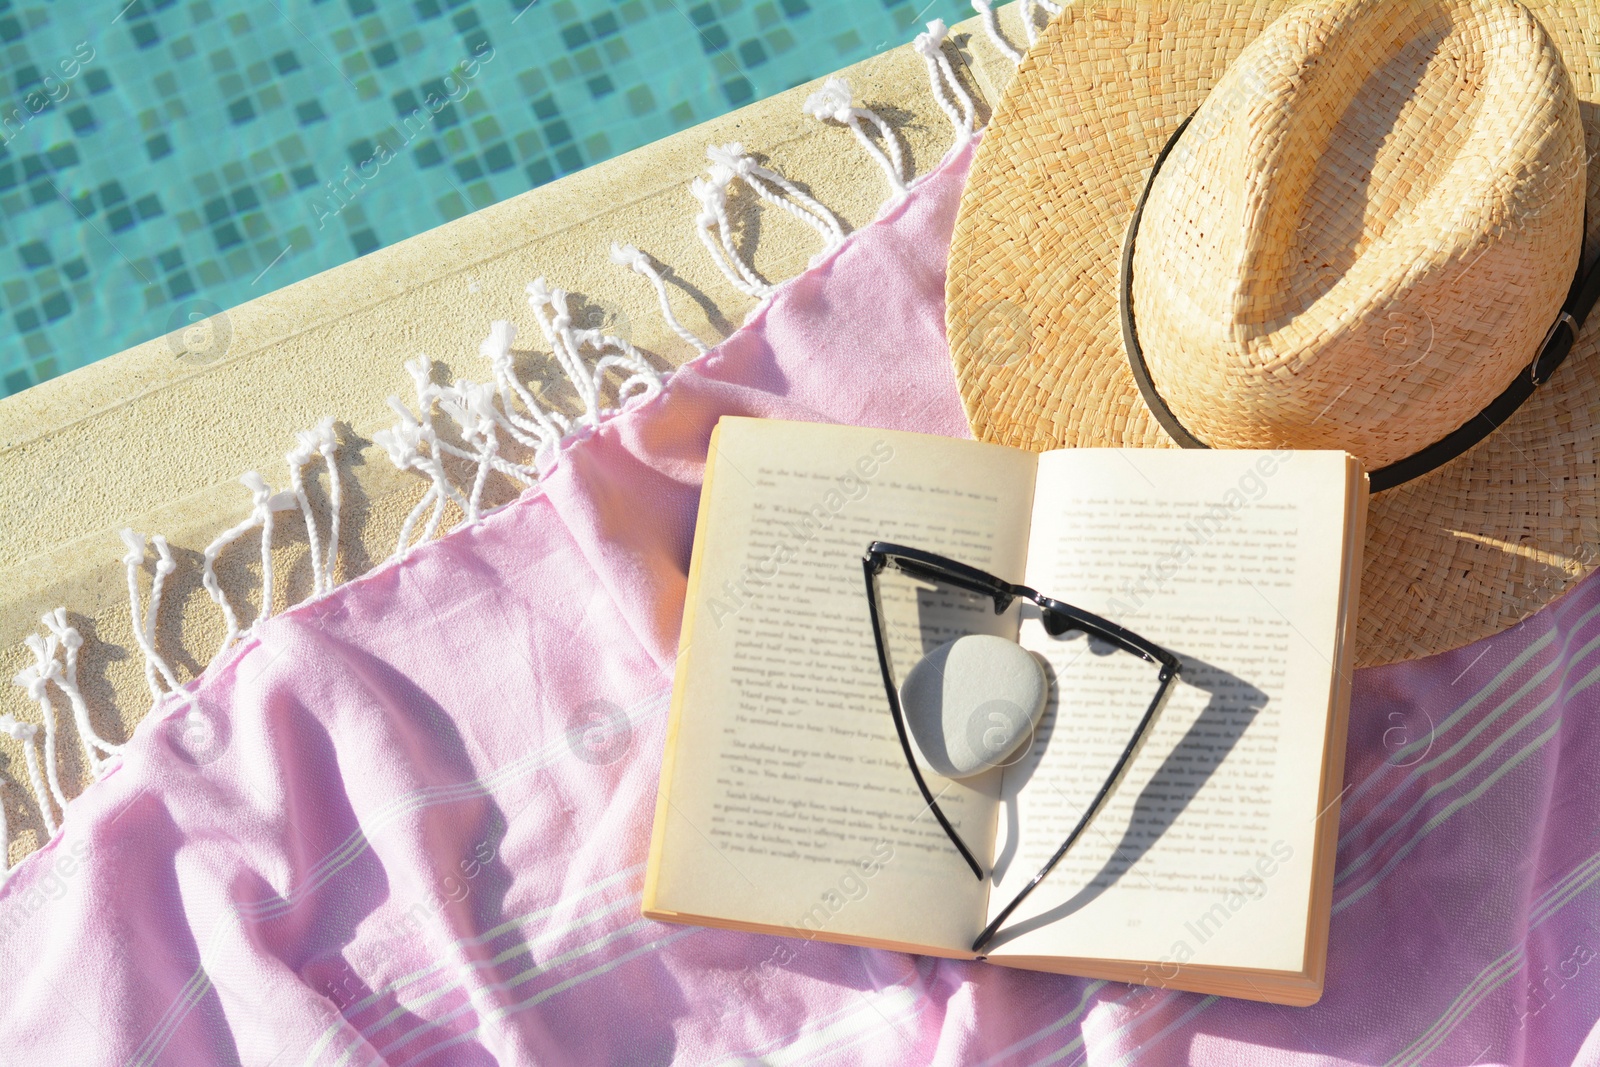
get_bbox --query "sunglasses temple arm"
[971,663,1180,955]
[862,558,985,882]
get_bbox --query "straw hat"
[947,0,1600,666]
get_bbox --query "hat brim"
[947,0,1600,667]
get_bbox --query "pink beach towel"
[5,139,1600,1066]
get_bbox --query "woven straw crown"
[1131,0,1584,469]
[948,0,1600,666]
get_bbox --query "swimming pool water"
[0,0,972,397]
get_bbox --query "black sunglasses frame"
[862,541,1182,954]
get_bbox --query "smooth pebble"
[899,633,1047,779]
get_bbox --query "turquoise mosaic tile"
[0,0,971,397]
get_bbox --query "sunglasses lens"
[876,563,1001,665]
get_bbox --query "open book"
[644,417,1366,1005]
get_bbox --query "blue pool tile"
[1,0,974,396]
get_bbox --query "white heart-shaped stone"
[899,633,1047,779]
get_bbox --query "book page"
[985,448,1352,976]
[648,418,1037,953]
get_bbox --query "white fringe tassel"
[8,608,128,854]
[709,143,845,252]
[915,20,977,143]
[528,277,665,428]
[0,716,56,842]
[692,171,771,299]
[970,0,1023,63]
[610,243,711,356]
[121,530,185,711]
[973,0,1060,57]
[200,474,297,660]
[804,78,907,202]
[201,420,342,658]
[38,609,122,776]
[13,636,69,815]
[1026,0,1062,45]
[286,418,341,598]
[691,141,846,298]
[377,339,556,555]
[6,424,340,852]
[377,358,473,556]
[378,273,669,556]
[437,378,526,524]
[478,320,569,453]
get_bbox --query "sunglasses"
[862,541,1182,953]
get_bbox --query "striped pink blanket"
[4,140,1600,1066]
